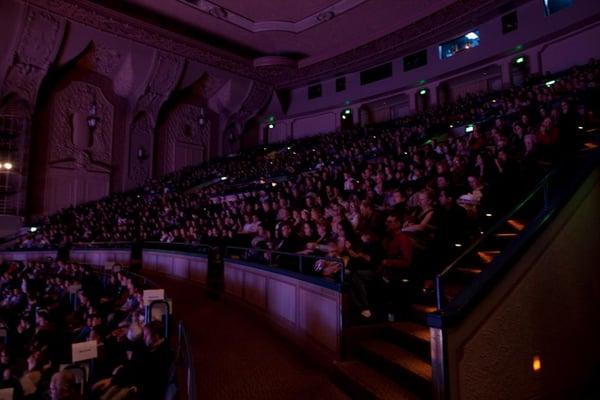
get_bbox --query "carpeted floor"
[146,273,349,400]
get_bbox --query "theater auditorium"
[0,0,599,399]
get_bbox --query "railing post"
[436,275,444,310]
[543,180,550,211]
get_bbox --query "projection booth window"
[439,30,480,60]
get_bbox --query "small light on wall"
[454,243,463,247]
[271,182,278,187]
[578,126,584,130]
[419,89,427,95]
[344,108,352,115]
[30,227,38,233]
[465,125,474,133]
[342,115,347,120]
[485,213,493,217]
[449,124,454,128]
[268,123,274,129]
[220,176,228,181]
[87,101,100,129]
[545,80,557,87]
[2,162,13,170]
[532,355,542,372]
[515,57,525,64]
[137,147,147,161]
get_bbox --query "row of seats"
[0,259,175,400]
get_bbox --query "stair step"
[385,321,431,361]
[360,339,433,385]
[494,232,518,238]
[410,304,437,314]
[506,219,526,231]
[456,267,482,276]
[334,360,421,400]
[477,250,500,264]
[388,321,431,344]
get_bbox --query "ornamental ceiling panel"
[211,0,341,23]
[121,0,456,63]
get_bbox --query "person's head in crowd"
[436,176,450,191]
[385,213,403,234]
[280,222,293,238]
[143,321,165,349]
[36,310,49,328]
[359,201,374,217]
[49,370,81,400]
[439,189,458,209]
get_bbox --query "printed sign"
[72,340,98,362]
[0,388,14,400]
[143,289,165,304]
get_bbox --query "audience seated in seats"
[0,259,173,400]
[13,60,600,322]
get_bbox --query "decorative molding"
[176,0,362,33]
[158,103,211,175]
[49,81,114,171]
[226,81,272,130]
[1,6,65,107]
[128,51,185,184]
[22,0,519,89]
[24,0,258,81]
[128,112,152,186]
[135,52,185,119]
[78,43,123,77]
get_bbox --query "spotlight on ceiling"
[465,31,479,40]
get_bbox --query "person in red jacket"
[382,213,413,272]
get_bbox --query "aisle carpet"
[145,272,349,400]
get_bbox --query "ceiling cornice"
[23,0,262,80]
[23,0,523,90]
[176,0,367,33]
[274,0,524,88]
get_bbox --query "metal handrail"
[436,168,556,282]
[224,245,346,283]
[433,137,600,314]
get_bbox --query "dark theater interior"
[0,0,599,399]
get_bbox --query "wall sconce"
[87,101,100,129]
[198,107,206,127]
[137,147,147,161]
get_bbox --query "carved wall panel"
[1,6,65,108]
[127,52,184,186]
[128,112,153,187]
[224,81,272,152]
[49,81,114,170]
[157,103,211,176]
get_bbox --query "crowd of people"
[14,60,600,319]
[0,259,172,399]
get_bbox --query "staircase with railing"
[332,132,600,400]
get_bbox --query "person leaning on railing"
[92,321,172,400]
